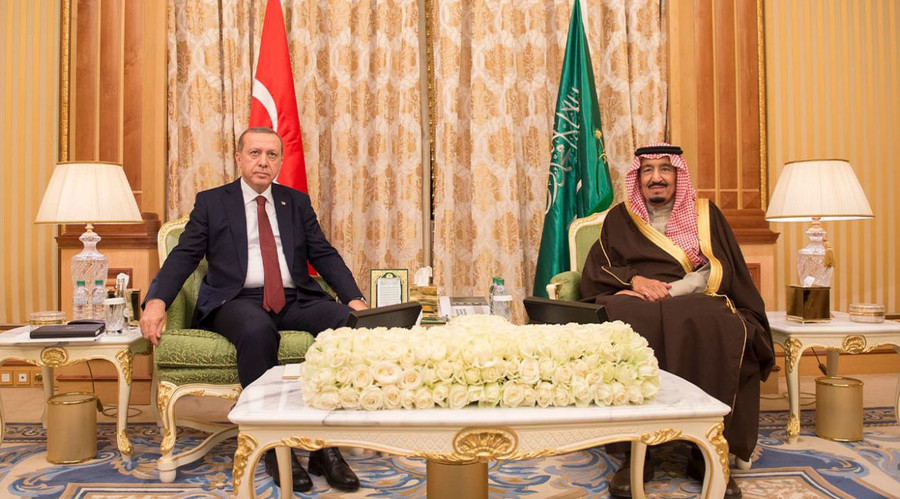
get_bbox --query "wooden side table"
[766,311,900,443]
[0,326,145,462]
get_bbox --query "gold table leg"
[426,460,488,499]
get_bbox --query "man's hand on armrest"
[347,299,368,311]
[140,299,167,346]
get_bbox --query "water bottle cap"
[497,278,505,285]
[95,279,104,285]
[76,280,86,286]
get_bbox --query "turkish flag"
[249,0,307,193]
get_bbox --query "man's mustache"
[647,181,668,188]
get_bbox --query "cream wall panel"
[765,0,899,313]
[0,0,60,324]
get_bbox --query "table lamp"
[35,161,143,288]
[765,159,873,321]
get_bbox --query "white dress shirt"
[240,179,296,289]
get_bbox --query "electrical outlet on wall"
[14,371,30,386]
[0,371,11,385]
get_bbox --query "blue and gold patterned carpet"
[1,407,898,498]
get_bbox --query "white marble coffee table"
[229,366,730,499]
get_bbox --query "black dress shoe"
[308,447,360,492]
[264,448,313,492]
[686,453,742,498]
[608,458,654,498]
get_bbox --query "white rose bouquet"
[300,315,660,410]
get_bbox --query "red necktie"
[256,196,285,314]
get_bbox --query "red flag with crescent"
[249,0,307,193]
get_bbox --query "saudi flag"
[533,0,613,298]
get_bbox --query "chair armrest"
[549,271,583,301]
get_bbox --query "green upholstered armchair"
[154,217,318,482]
[546,209,610,301]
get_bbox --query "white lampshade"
[765,159,873,222]
[35,162,142,224]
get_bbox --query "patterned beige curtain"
[167,0,423,297]
[431,0,666,309]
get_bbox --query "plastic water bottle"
[490,278,512,321]
[73,280,89,320]
[91,279,107,320]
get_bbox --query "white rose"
[335,366,352,386]
[637,359,659,378]
[481,365,502,384]
[467,384,485,404]
[432,381,451,407]
[426,341,448,361]
[338,387,359,409]
[449,384,469,409]
[463,367,482,385]
[610,382,627,406]
[518,358,541,385]
[599,363,617,383]
[382,340,407,361]
[502,359,519,380]
[422,367,438,385]
[641,378,660,399]
[593,384,613,406]
[351,368,372,388]
[312,367,337,387]
[435,360,455,382]
[501,383,526,408]
[553,385,572,407]
[328,350,351,368]
[382,385,402,409]
[372,361,402,385]
[626,384,644,405]
[535,382,554,408]
[553,365,574,385]
[414,387,435,409]
[400,389,416,409]
[359,386,384,410]
[399,368,424,390]
[538,358,557,381]
[399,349,417,368]
[571,376,591,401]
[314,387,340,410]
[480,382,501,407]
[615,364,637,384]
[521,386,536,407]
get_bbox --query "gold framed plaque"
[370,269,409,308]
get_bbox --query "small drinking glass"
[104,297,126,333]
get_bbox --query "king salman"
[580,143,774,498]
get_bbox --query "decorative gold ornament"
[783,338,802,373]
[706,422,730,482]
[413,427,554,464]
[640,429,682,445]
[281,435,326,451]
[115,349,134,385]
[838,335,871,354]
[787,413,800,440]
[117,429,133,456]
[40,347,70,367]
[454,427,517,461]
[232,433,259,492]
[156,383,174,419]
[183,388,241,401]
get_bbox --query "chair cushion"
[155,328,315,369]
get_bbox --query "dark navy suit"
[146,179,362,385]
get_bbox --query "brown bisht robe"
[580,200,774,460]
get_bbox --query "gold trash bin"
[47,392,98,463]
[815,377,864,441]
